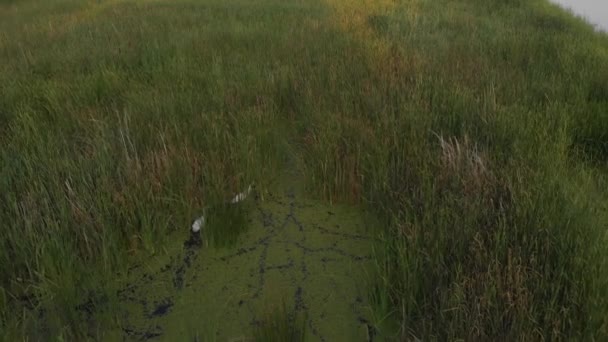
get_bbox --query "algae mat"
[111,178,379,341]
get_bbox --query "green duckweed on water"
[107,168,382,341]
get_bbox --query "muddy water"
[108,169,380,341]
[550,0,608,32]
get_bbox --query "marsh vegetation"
[1,0,607,340]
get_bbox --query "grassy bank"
[302,0,608,339]
[1,0,607,340]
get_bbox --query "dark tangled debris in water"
[173,231,203,290]
[184,231,203,249]
[122,324,163,340]
[149,298,174,318]
[76,291,109,319]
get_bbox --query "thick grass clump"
[203,202,251,248]
[252,302,307,342]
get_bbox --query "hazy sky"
[550,0,608,32]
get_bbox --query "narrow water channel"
[104,155,383,341]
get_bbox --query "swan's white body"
[191,216,205,233]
